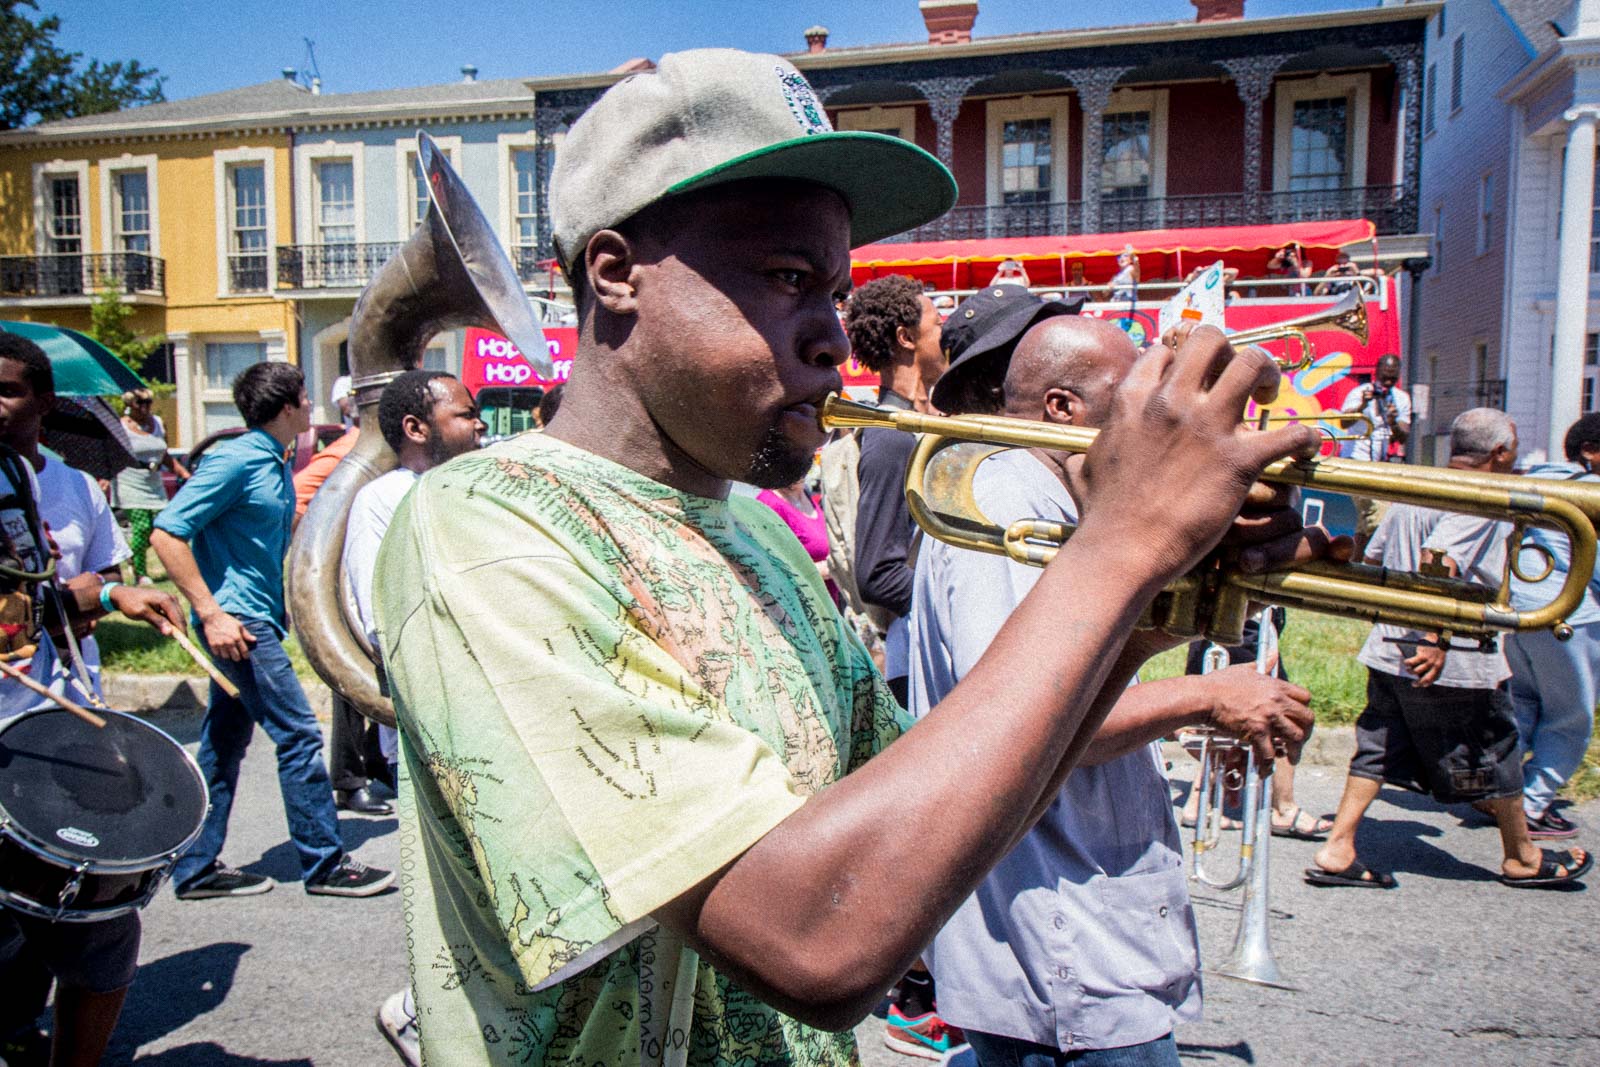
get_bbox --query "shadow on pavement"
[243,816,397,885]
[105,942,250,1063]
[1177,1039,1255,1062]
[1359,816,1502,882]
[126,1042,313,1066]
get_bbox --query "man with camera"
[1340,353,1412,549]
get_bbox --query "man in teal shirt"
[154,361,393,899]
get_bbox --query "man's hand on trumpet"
[1200,662,1313,766]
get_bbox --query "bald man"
[907,315,1315,1067]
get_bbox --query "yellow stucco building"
[0,89,302,448]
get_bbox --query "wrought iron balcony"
[513,244,557,284]
[0,252,165,298]
[276,243,402,290]
[227,254,270,293]
[884,185,1417,243]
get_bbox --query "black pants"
[327,693,388,792]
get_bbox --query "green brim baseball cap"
[551,48,957,274]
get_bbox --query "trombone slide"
[820,395,1598,645]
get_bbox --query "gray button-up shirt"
[908,449,1201,1051]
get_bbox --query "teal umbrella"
[0,320,146,396]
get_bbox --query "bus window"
[477,386,544,442]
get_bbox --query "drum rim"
[0,707,208,872]
[0,882,154,923]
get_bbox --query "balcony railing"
[885,185,1417,243]
[276,243,402,290]
[227,254,270,293]
[0,252,165,298]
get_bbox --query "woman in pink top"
[757,476,839,608]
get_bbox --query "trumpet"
[1222,288,1368,371]
[1180,634,1293,989]
[1257,411,1373,442]
[818,396,1599,646]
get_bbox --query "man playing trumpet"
[374,48,1331,1067]
[908,301,1315,1066]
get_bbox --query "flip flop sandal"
[1304,862,1397,889]
[1180,813,1243,831]
[1500,848,1594,889]
[1272,805,1333,840]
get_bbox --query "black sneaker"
[175,864,275,900]
[1528,807,1581,839]
[306,855,395,897]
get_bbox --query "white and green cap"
[550,48,957,274]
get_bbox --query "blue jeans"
[1506,621,1600,817]
[966,1030,1180,1067]
[174,617,344,888]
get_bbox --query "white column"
[169,331,194,450]
[1551,107,1600,456]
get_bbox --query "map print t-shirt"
[375,431,907,1067]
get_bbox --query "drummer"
[0,333,185,1066]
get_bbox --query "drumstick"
[168,628,241,698]
[0,659,107,728]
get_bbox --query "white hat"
[550,48,956,273]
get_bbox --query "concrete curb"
[103,672,333,722]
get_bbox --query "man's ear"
[587,229,641,315]
[1042,387,1078,425]
[895,322,917,353]
[401,412,430,448]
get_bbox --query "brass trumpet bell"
[1225,288,1369,372]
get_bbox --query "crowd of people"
[0,47,1594,1067]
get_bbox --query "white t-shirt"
[1356,503,1510,689]
[36,457,131,701]
[342,467,418,761]
[1341,383,1412,463]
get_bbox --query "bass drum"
[0,707,207,922]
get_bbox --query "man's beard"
[745,423,813,489]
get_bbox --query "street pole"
[1402,256,1431,464]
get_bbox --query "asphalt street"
[79,714,1600,1066]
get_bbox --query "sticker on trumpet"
[1159,260,1226,336]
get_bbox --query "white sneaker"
[376,989,420,1066]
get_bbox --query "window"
[315,160,356,245]
[404,153,430,230]
[1476,173,1493,255]
[1586,333,1600,412]
[1288,98,1349,191]
[204,340,266,389]
[1101,111,1151,199]
[47,175,82,254]
[1424,64,1436,135]
[512,148,538,249]
[112,171,151,253]
[1437,8,1445,38]
[986,96,1069,215]
[1000,117,1053,204]
[1591,150,1600,272]
[1433,203,1443,274]
[837,106,916,142]
[228,163,268,292]
[1450,36,1465,113]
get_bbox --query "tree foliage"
[0,1,164,130]
[88,286,164,382]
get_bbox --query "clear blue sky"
[52,0,1376,101]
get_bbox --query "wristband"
[99,580,123,614]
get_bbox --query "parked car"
[163,424,346,499]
